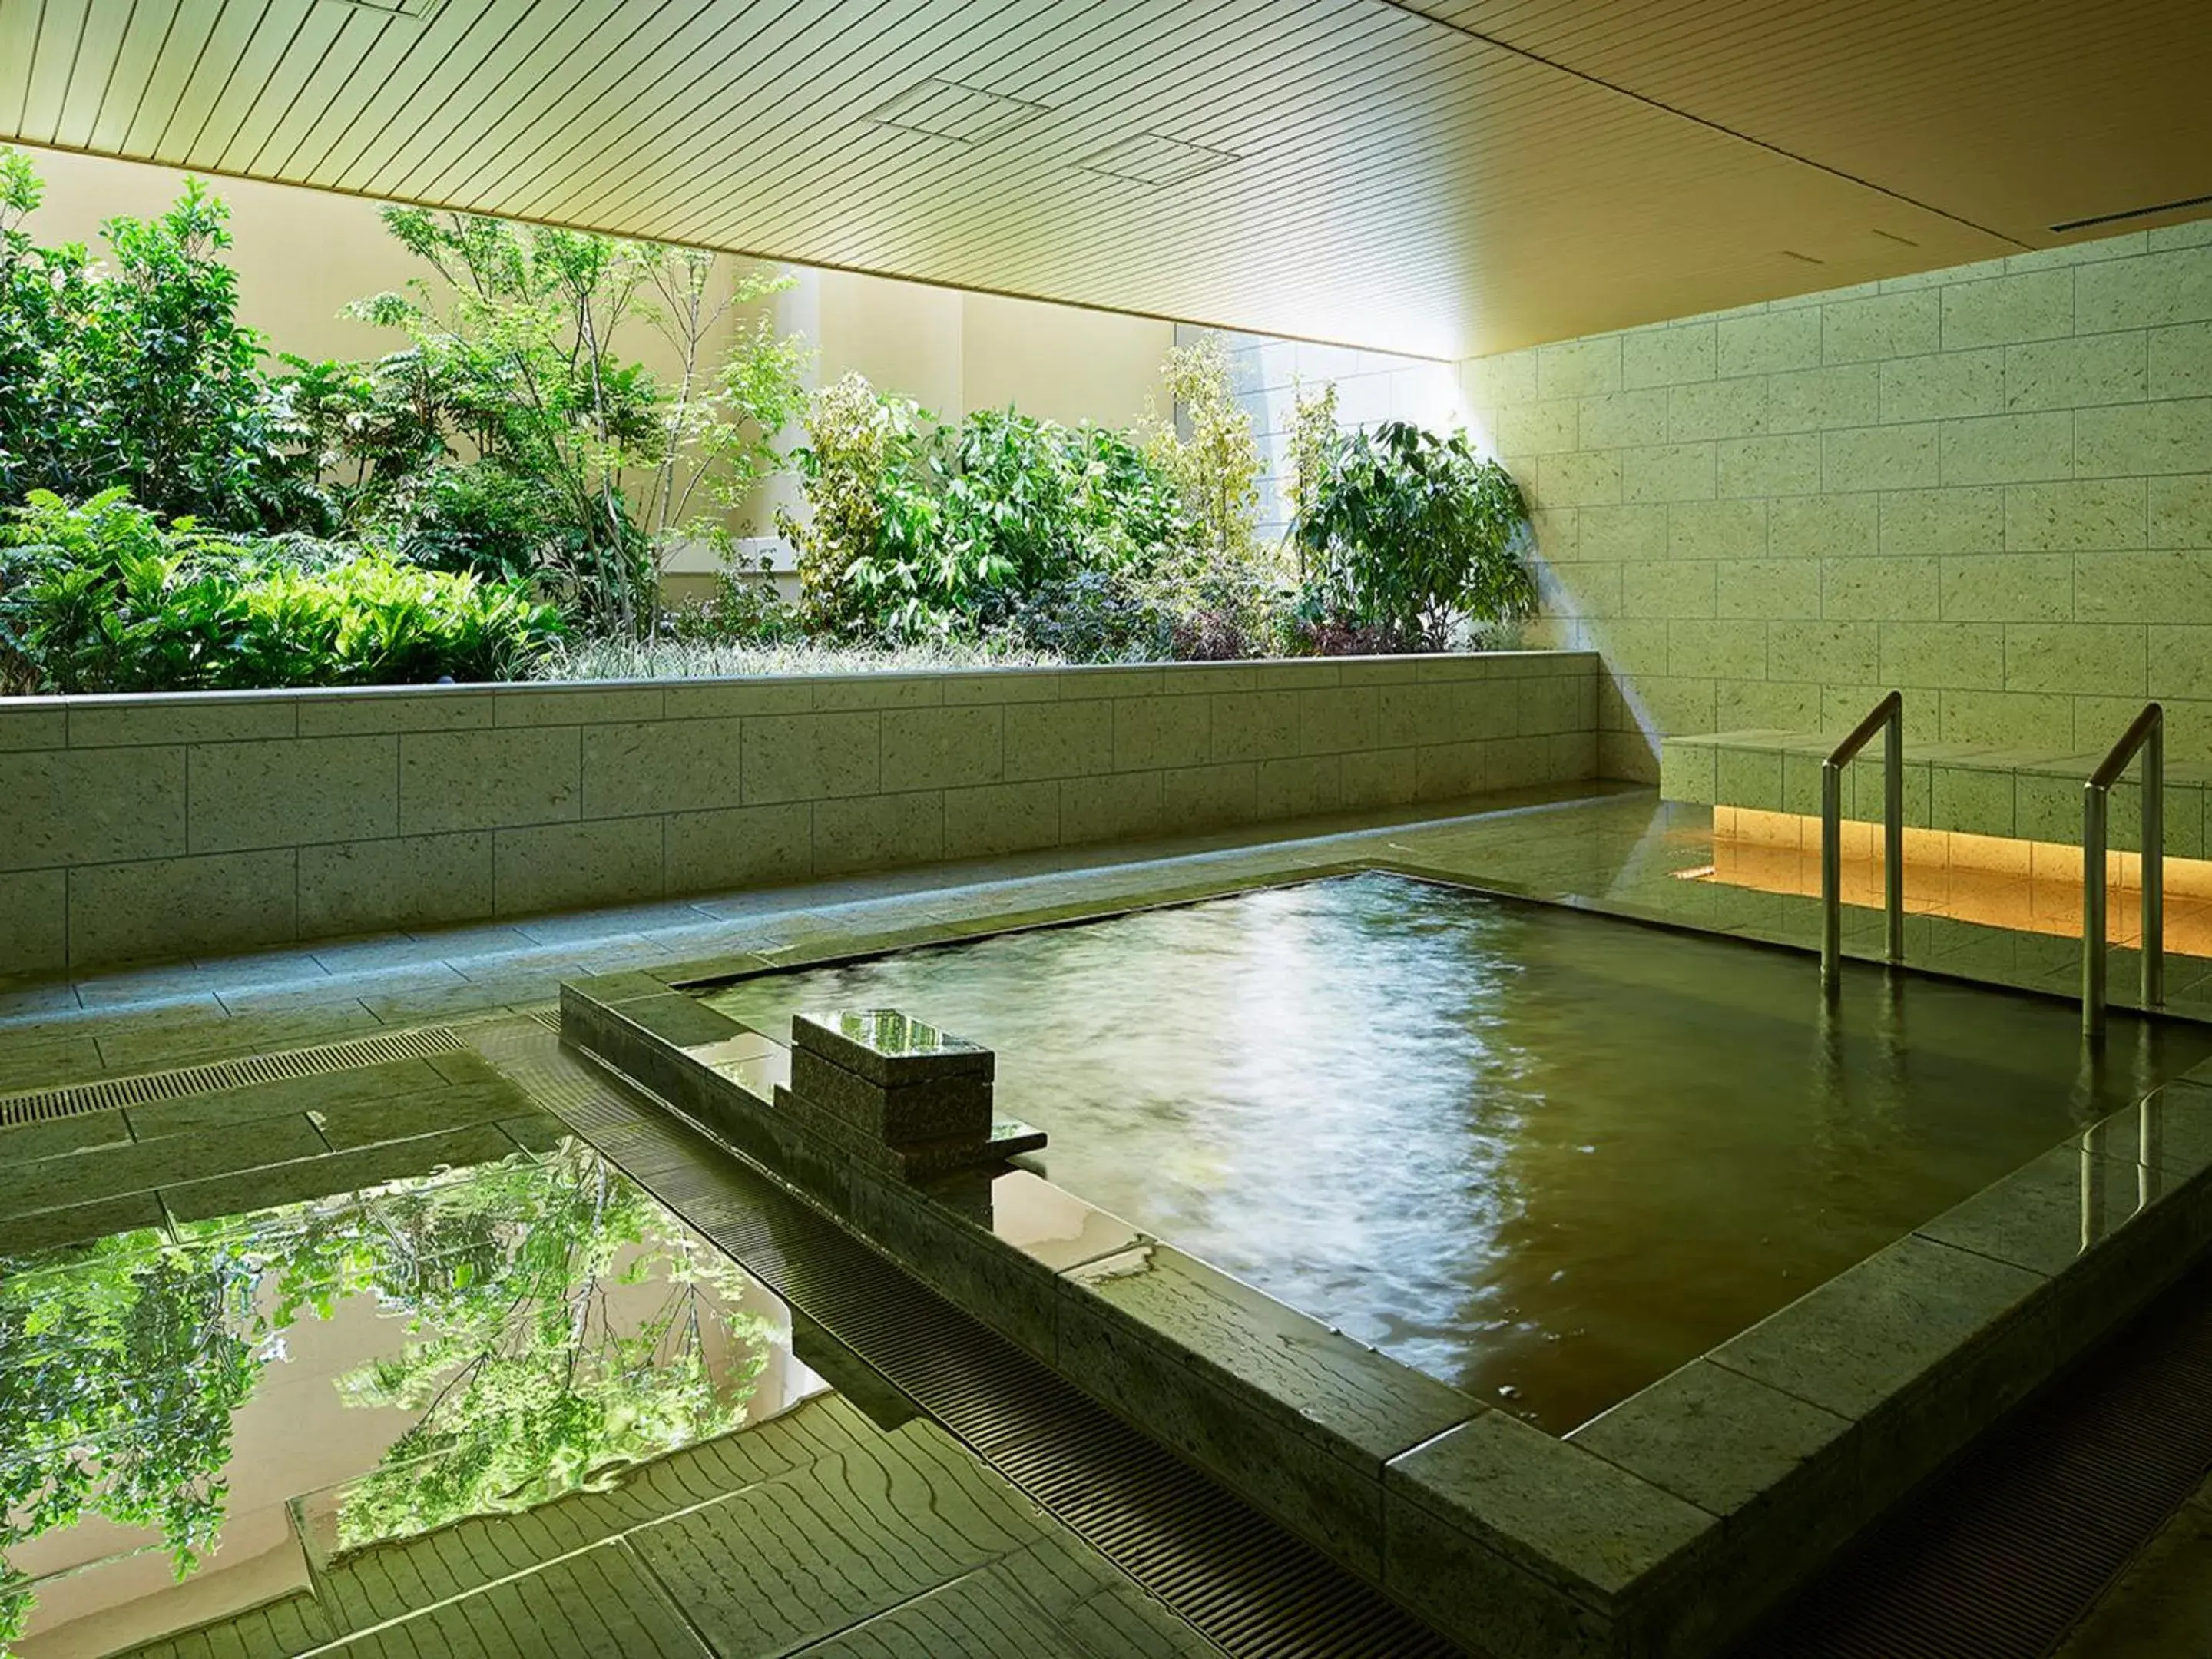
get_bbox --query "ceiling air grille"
[1077,132,1240,187]
[865,79,1048,145]
[2051,190,2212,234]
[318,0,442,16]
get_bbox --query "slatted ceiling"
[515,0,913,229]
[392,2,614,198]
[214,7,337,166]
[349,0,512,184]
[254,10,397,174]
[84,2,164,150]
[116,4,208,152]
[631,0,1101,243]
[197,2,307,160]
[724,0,1416,257]
[371,0,629,196]
[52,0,123,147]
[975,38,1611,276]
[623,0,1217,247]
[1409,0,2212,243]
[8,1,2208,357]
[152,3,258,159]
[459,0,789,214]
[267,15,402,173]
[353,2,546,192]
[886,35,1747,306]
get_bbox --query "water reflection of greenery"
[0,1141,770,1650]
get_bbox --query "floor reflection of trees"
[0,1141,772,1651]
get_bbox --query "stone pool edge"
[557,867,2212,1659]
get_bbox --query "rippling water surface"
[706,873,2212,1431]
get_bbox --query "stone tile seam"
[0,752,1584,858]
[282,1534,690,1657]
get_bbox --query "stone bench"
[1660,729,2211,867]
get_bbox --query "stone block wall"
[1460,220,2212,782]
[0,654,1599,979]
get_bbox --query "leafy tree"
[1136,336,1291,658]
[304,210,808,637]
[779,373,930,633]
[0,149,325,533]
[781,377,1188,644]
[1144,336,1263,563]
[1293,419,1535,651]
[1284,379,1341,577]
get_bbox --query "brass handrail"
[2083,702,2164,1040]
[1821,690,1906,988]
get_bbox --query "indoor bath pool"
[703,872,2212,1432]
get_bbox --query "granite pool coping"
[558,864,2212,1659]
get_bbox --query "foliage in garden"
[0,151,324,534]
[780,377,1189,649]
[299,206,810,635]
[1292,416,1536,651]
[0,490,564,694]
[0,145,1538,684]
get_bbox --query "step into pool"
[703,871,2212,1433]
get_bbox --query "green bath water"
[704,871,2212,1432]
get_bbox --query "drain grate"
[1753,1264,2212,1658]
[0,1028,463,1129]
[488,1019,1460,1659]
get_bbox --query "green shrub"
[1293,419,1534,651]
[300,211,808,637]
[1135,336,1296,658]
[781,377,1192,644]
[0,490,563,693]
[0,151,327,534]
[1000,568,1174,663]
[662,550,801,647]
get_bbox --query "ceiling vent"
[865,78,1048,144]
[1078,132,1239,187]
[319,0,440,16]
[2051,190,2212,234]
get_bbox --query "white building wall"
[1179,326,1468,545]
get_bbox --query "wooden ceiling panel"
[1409,0,2212,243]
[2,0,2205,357]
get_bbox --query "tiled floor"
[6,777,2210,1657]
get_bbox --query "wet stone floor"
[3,778,2211,1655]
[0,1022,1218,1659]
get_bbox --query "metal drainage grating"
[0,1027,463,1130]
[509,1020,1459,1659]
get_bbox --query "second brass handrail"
[1821,690,1905,989]
[2083,702,2164,1040]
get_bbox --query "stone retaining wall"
[0,652,1601,978]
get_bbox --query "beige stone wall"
[0,654,1599,977]
[1460,221,2212,783]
